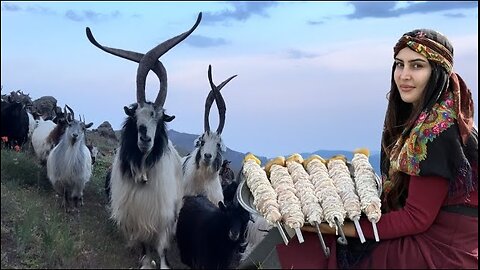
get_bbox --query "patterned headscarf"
[385,29,477,198]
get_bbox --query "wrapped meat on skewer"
[303,155,348,245]
[327,155,366,243]
[265,156,305,243]
[286,153,330,257]
[351,148,382,242]
[242,153,289,244]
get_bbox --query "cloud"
[347,1,477,19]
[444,12,467,18]
[307,20,326,25]
[203,1,278,24]
[286,49,319,59]
[1,3,123,22]
[184,35,229,48]
[1,3,21,12]
[64,9,121,22]
[2,3,56,15]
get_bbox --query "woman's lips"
[399,85,414,92]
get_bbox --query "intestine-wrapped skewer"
[265,156,305,243]
[242,153,289,245]
[304,155,348,245]
[286,153,330,257]
[327,155,366,243]
[351,148,382,242]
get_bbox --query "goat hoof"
[139,255,156,269]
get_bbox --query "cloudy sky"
[1,1,478,158]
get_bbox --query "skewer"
[372,221,379,242]
[277,222,289,245]
[294,227,304,243]
[335,217,348,245]
[353,219,366,243]
[314,222,330,258]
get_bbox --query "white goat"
[27,111,39,140]
[47,113,93,212]
[86,12,202,269]
[182,65,236,206]
[31,106,70,164]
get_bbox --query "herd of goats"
[1,12,273,269]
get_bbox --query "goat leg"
[63,189,71,213]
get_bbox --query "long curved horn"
[141,12,202,108]
[86,27,167,105]
[65,104,74,123]
[205,65,237,135]
[87,12,201,107]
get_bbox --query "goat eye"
[201,141,205,146]
[150,111,154,117]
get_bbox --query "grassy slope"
[1,148,140,268]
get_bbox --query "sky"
[1,1,478,158]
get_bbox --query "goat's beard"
[137,143,152,154]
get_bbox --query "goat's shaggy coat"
[109,106,183,268]
[87,12,202,268]
[47,119,92,211]
[182,131,225,205]
[1,101,29,147]
[181,66,237,206]
[176,195,250,269]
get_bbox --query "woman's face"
[394,47,432,106]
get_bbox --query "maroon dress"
[276,175,478,269]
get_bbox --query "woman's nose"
[399,67,412,80]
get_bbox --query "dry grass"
[1,148,140,268]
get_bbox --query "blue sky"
[1,1,478,158]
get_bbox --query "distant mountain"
[109,128,380,177]
[167,129,268,175]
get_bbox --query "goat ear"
[124,106,135,116]
[85,122,93,129]
[163,114,175,122]
[194,138,199,147]
[219,141,226,152]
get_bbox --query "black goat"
[1,100,29,148]
[176,195,251,269]
[222,180,239,205]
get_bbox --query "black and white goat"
[86,12,202,269]
[47,112,93,212]
[182,65,237,205]
[176,194,251,269]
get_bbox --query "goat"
[86,144,99,165]
[182,65,237,205]
[176,194,251,269]
[86,12,202,269]
[47,113,93,212]
[1,99,29,149]
[31,105,71,164]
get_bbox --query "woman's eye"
[412,63,423,69]
[395,62,403,68]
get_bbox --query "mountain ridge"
[166,129,381,175]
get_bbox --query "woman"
[276,29,478,269]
